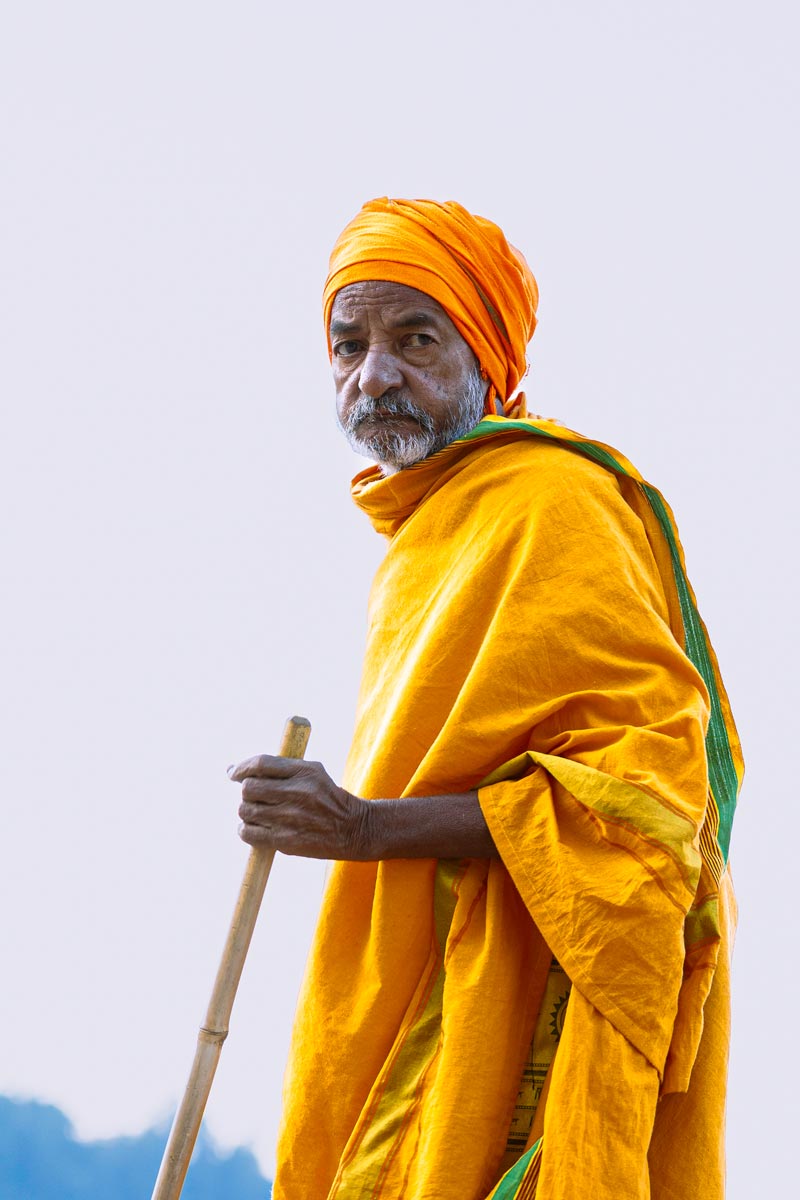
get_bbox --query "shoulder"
[448,430,666,596]
[452,430,629,520]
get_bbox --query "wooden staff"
[151,715,312,1200]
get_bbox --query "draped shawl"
[273,418,741,1200]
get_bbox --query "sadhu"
[229,197,742,1200]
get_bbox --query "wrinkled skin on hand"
[228,756,372,860]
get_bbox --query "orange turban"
[322,198,539,411]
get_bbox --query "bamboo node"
[199,1026,229,1045]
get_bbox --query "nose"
[358,346,405,398]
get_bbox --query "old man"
[229,199,741,1199]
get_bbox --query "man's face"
[330,281,487,473]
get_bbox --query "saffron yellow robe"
[273,418,741,1200]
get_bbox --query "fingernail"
[226,764,235,778]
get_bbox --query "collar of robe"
[350,437,480,540]
[349,414,550,538]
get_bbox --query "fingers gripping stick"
[151,716,312,1200]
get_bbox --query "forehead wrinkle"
[330,281,451,331]
[330,301,451,338]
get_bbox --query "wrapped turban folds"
[322,198,539,417]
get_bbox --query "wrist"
[347,796,381,861]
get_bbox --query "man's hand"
[228,756,371,860]
[228,756,500,863]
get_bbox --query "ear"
[479,367,497,416]
[480,377,501,417]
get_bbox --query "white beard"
[338,366,487,473]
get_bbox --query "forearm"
[231,754,499,861]
[357,790,499,860]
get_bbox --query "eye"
[332,340,362,359]
[405,333,435,349]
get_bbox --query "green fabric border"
[490,1139,542,1198]
[640,484,737,860]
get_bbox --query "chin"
[350,428,435,470]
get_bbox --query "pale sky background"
[1,1,797,1194]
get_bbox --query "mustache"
[342,392,436,435]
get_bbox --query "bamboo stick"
[151,715,312,1200]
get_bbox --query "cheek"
[333,356,359,388]
[334,377,356,424]
[414,370,458,411]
